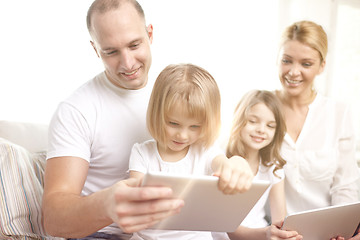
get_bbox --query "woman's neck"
[278,88,317,110]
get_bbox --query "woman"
[276,20,360,240]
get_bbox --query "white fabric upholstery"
[0,120,48,153]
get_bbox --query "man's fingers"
[116,200,183,233]
[116,179,175,201]
[115,195,184,217]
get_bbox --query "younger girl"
[226,90,301,240]
[128,63,254,240]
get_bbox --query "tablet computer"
[141,171,270,232]
[282,201,360,240]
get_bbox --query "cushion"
[0,121,48,153]
[0,138,64,239]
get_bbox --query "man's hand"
[105,178,184,233]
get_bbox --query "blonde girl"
[226,90,302,240]
[128,63,253,240]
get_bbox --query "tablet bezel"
[141,171,270,232]
[281,201,360,240]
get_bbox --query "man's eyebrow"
[101,39,143,52]
[101,47,116,52]
[129,38,142,45]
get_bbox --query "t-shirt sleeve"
[128,142,149,174]
[47,102,92,161]
[203,143,226,175]
[272,167,285,184]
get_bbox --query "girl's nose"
[256,124,265,133]
[177,129,188,140]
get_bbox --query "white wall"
[0,0,280,134]
[0,1,358,146]
[0,0,100,124]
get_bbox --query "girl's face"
[278,40,325,97]
[240,103,276,152]
[163,105,203,155]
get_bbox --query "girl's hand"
[266,221,303,240]
[213,155,254,194]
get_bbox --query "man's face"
[90,3,153,90]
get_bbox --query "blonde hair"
[147,63,221,149]
[226,90,286,177]
[281,20,328,62]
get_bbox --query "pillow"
[0,138,64,239]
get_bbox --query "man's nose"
[119,50,136,71]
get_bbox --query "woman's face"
[278,40,325,97]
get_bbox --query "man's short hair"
[86,0,145,35]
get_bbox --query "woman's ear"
[318,59,326,75]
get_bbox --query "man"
[42,0,184,239]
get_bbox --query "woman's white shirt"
[282,94,359,214]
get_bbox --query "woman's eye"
[302,62,312,67]
[282,59,290,64]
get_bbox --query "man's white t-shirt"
[47,72,152,235]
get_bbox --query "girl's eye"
[282,59,290,64]
[169,121,178,126]
[190,125,200,128]
[249,119,257,124]
[267,124,276,129]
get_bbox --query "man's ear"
[146,24,153,44]
[90,40,100,58]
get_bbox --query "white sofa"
[0,120,359,239]
[0,120,63,240]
